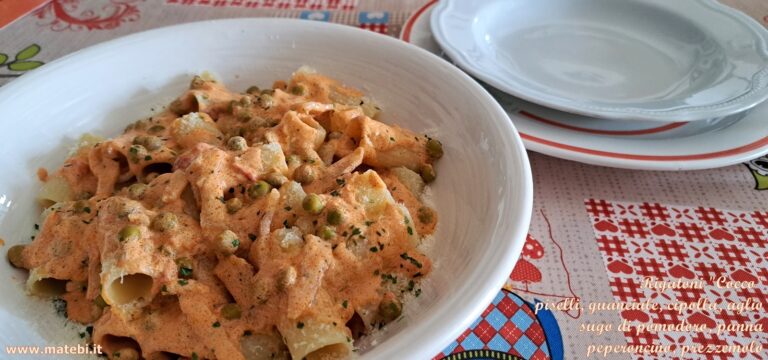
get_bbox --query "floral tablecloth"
[1,1,768,359]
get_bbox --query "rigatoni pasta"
[8,67,442,360]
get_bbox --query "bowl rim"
[0,18,533,359]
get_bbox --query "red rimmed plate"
[401,2,768,170]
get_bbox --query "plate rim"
[430,0,768,122]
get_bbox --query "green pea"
[128,145,148,164]
[264,173,287,188]
[246,86,261,94]
[145,136,163,151]
[118,225,141,242]
[302,194,325,215]
[73,200,91,213]
[228,99,238,114]
[248,181,272,199]
[217,230,239,254]
[419,164,436,183]
[426,139,443,159]
[293,164,315,184]
[131,119,149,130]
[227,136,247,151]
[94,294,108,308]
[226,198,243,214]
[127,183,148,200]
[286,154,302,167]
[326,209,344,226]
[290,84,307,96]
[169,99,187,115]
[147,125,166,134]
[176,257,193,279]
[238,96,253,106]
[258,94,274,109]
[221,303,242,320]
[317,226,336,240]
[276,266,297,291]
[378,296,402,323]
[417,207,434,224]
[190,75,206,89]
[7,244,26,268]
[151,212,178,232]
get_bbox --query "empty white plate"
[431,0,768,122]
[405,1,768,170]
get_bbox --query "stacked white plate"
[402,0,768,170]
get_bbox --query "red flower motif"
[34,0,141,32]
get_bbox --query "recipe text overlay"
[534,276,763,357]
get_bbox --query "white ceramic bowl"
[0,19,532,359]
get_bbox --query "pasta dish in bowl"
[10,68,441,359]
[0,19,532,360]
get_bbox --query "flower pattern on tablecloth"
[586,199,768,359]
[0,44,44,78]
[33,0,141,31]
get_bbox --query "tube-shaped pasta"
[265,111,325,159]
[240,330,290,360]
[70,133,105,156]
[347,170,395,218]
[233,143,288,181]
[278,313,352,360]
[303,147,364,195]
[97,199,159,307]
[213,255,256,306]
[94,296,211,358]
[171,112,224,148]
[37,175,73,207]
[26,268,67,297]
[345,116,429,170]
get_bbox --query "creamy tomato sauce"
[10,68,442,360]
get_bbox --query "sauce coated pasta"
[8,68,442,360]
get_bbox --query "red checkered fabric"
[733,226,768,247]
[586,198,615,218]
[695,207,727,225]
[750,211,768,229]
[597,235,629,257]
[632,258,665,279]
[640,202,670,221]
[609,278,645,302]
[676,222,708,243]
[586,199,768,360]
[654,239,686,261]
[620,219,650,239]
